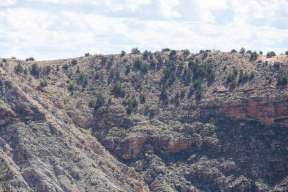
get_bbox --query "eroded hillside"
[1,50,288,191]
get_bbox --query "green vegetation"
[26,57,35,61]
[231,49,237,53]
[14,63,23,73]
[162,48,170,51]
[71,59,78,65]
[63,63,68,69]
[113,82,125,97]
[170,50,177,56]
[150,59,156,68]
[95,93,105,109]
[182,49,190,56]
[68,84,74,91]
[85,53,90,57]
[40,80,48,87]
[239,47,245,54]
[121,50,126,57]
[3,59,7,63]
[125,66,130,74]
[140,93,146,103]
[131,47,140,54]
[31,63,41,76]
[267,51,276,57]
[43,66,51,73]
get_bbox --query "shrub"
[181,88,186,96]
[68,84,74,91]
[203,52,208,58]
[85,53,90,57]
[108,98,112,104]
[277,76,288,85]
[170,50,177,56]
[56,65,60,71]
[40,80,48,87]
[141,63,149,72]
[116,70,120,78]
[134,58,143,69]
[113,82,125,96]
[101,57,107,64]
[110,69,115,77]
[232,67,238,76]
[150,109,156,116]
[31,63,41,76]
[24,68,28,75]
[126,66,130,74]
[63,63,68,69]
[3,59,7,63]
[188,60,194,68]
[83,77,88,87]
[71,59,78,65]
[123,58,128,63]
[143,50,151,58]
[160,84,169,100]
[14,63,23,73]
[26,57,35,61]
[246,50,252,54]
[231,49,237,53]
[95,93,105,109]
[285,51,288,55]
[131,47,140,54]
[250,51,258,60]
[267,51,276,58]
[227,74,236,83]
[189,84,194,93]
[163,67,170,78]
[230,80,237,88]
[182,49,190,56]
[140,93,146,103]
[170,72,176,82]
[196,85,203,99]
[193,78,202,88]
[162,48,170,52]
[150,60,157,68]
[239,47,245,54]
[158,57,163,65]
[88,100,95,108]
[259,51,263,55]
[121,50,126,57]
[44,66,51,73]
[274,62,281,69]
[76,66,80,73]
[150,54,154,60]
[11,57,16,59]
[249,71,255,79]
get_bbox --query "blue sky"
[1,0,288,60]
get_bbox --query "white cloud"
[194,0,227,10]
[159,0,181,19]
[0,0,17,7]
[245,1,264,19]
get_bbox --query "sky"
[1,0,288,61]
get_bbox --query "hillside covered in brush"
[0,48,288,192]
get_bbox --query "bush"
[131,47,140,54]
[274,62,281,69]
[108,98,112,104]
[141,63,149,72]
[170,50,177,56]
[88,100,95,108]
[230,80,237,88]
[277,76,288,85]
[71,59,78,65]
[259,51,263,55]
[121,50,126,57]
[158,57,163,65]
[134,58,143,69]
[140,93,146,103]
[126,66,130,74]
[150,60,157,68]
[196,85,203,99]
[76,66,80,73]
[250,51,258,60]
[249,71,255,79]
[40,80,48,87]
[14,63,23,73]
[231,49,237,53]
[85,53,90,57]
[227,73,236,83]
[150,109,156,116]
[26,57,35,61]
[193,78,202,88]
[110,69,115,77]
[239,47,245,54]
[3,59,7,63]
[150,54,154,60]
[143,50,151,58]
[56,65,60,71]
[188,60,194,68]
[181,89,186,96]
[246,50,252,54]
[182,49,190,56]
[267,51,276,58]
[95,93,105,109]
[163,67,170,78]
[162,48,170,52]
[116,70,120,78]
[24,68,28,75]
[31,63,41,76]
[101,57,107,64]
[203,52,208,58]
[285,51,288,55]
[11,57,16,59]
[63,63,68,69]
[68,84,74,91]
[189,84,194,93]
[160,84,169,100]
[44,66,51,73]
[113,82,125,96]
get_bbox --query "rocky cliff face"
[1,51,288,191]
